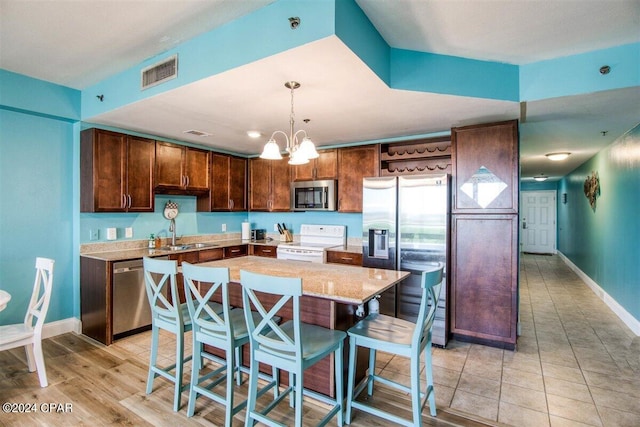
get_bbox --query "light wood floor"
[0,331,490,427]
[1,254,638,426]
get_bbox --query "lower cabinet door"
[450,214,518,348]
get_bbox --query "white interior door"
[521,190,556,254]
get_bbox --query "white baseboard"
[42,317,81,339]
[557,251,640,336]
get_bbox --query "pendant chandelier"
[260,81,318,165]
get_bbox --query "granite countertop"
[81,238,280,262]
[326,244,362,254]
[199,256,408,305]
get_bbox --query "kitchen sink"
[192,242,217,248]
[160,243,218,251]
[160,245,191,251]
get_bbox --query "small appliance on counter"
[251,229,266,241]
[241,221,251,240]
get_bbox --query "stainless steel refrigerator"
[362,175,450,347]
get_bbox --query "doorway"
[521,190,556,254]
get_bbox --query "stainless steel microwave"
[291,180,337,211]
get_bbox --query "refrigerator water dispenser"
[368,229,389,259]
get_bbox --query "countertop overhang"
[199,256,409,305]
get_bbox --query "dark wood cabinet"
[155,141,209,194]
[337,145,379,212]
[81,128,155,212]
[198,153,247,211]
[198,248,224,262]
[452,120,518,214]
[291,149,337,181]
[224,245,248,258]
[326,250,362,266]
[450,120,519,349]
[248,157,291,211]
[250,245,277,258]
[450,215,519,348]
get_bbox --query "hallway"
[418,253,640,426]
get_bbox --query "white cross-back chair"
[0,257,55,387]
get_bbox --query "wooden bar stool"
[240,270,347,427]
[345,265,444,427]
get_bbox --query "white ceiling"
[2,0,639,181]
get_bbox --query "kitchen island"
[198,256,410,397]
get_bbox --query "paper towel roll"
[241,222,251,240]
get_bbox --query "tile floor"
[111,254,640,426]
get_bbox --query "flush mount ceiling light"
[534,174,548,182]
[260,81,318,165]
[545,152,571,161]
[246,130,262,138]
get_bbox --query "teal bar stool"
[143,257,223,412]
[240,270,347,427]
[345,265,444,427]
[181,262,278,425]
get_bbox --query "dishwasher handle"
[113,265,144,274]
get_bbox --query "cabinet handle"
[341,256,353,261]
[186,175,190,187]
[121,194,126,209]
[229,199,234,210]
[127,194,132,208]
[231,249,240,253]
[268,200,272,211]
[263,249,272,253]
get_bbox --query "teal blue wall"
[520,181,558,191]
[0,109,78,324]
[80,195,248,243]
[558,124,640,320]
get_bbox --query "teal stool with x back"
[345,264,444,427]
[240,270,347,427]
[181,262,279,425]
[143,257,224,412]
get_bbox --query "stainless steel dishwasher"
[112,257,168,337]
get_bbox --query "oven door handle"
[323,187,328,208]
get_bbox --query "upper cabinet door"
[452,120,519,214]
[81,129,155,213]
[155,142,209,194]
[248,158,271,211]
[183,147,209,191]
[125,135,155,212]
[228,155,247,211]
[269,157,291,211]
[337,145,380,213]
[82,129,127,212]
[291,149,337,181]
[205,153,246,211]
[155,141,184,190]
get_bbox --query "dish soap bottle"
[148,234,155,249]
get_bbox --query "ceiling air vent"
[183,130,212,137]
[141,54,177,90]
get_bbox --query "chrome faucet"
[169,218,177,246]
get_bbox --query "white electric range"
[277,224,346,263]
